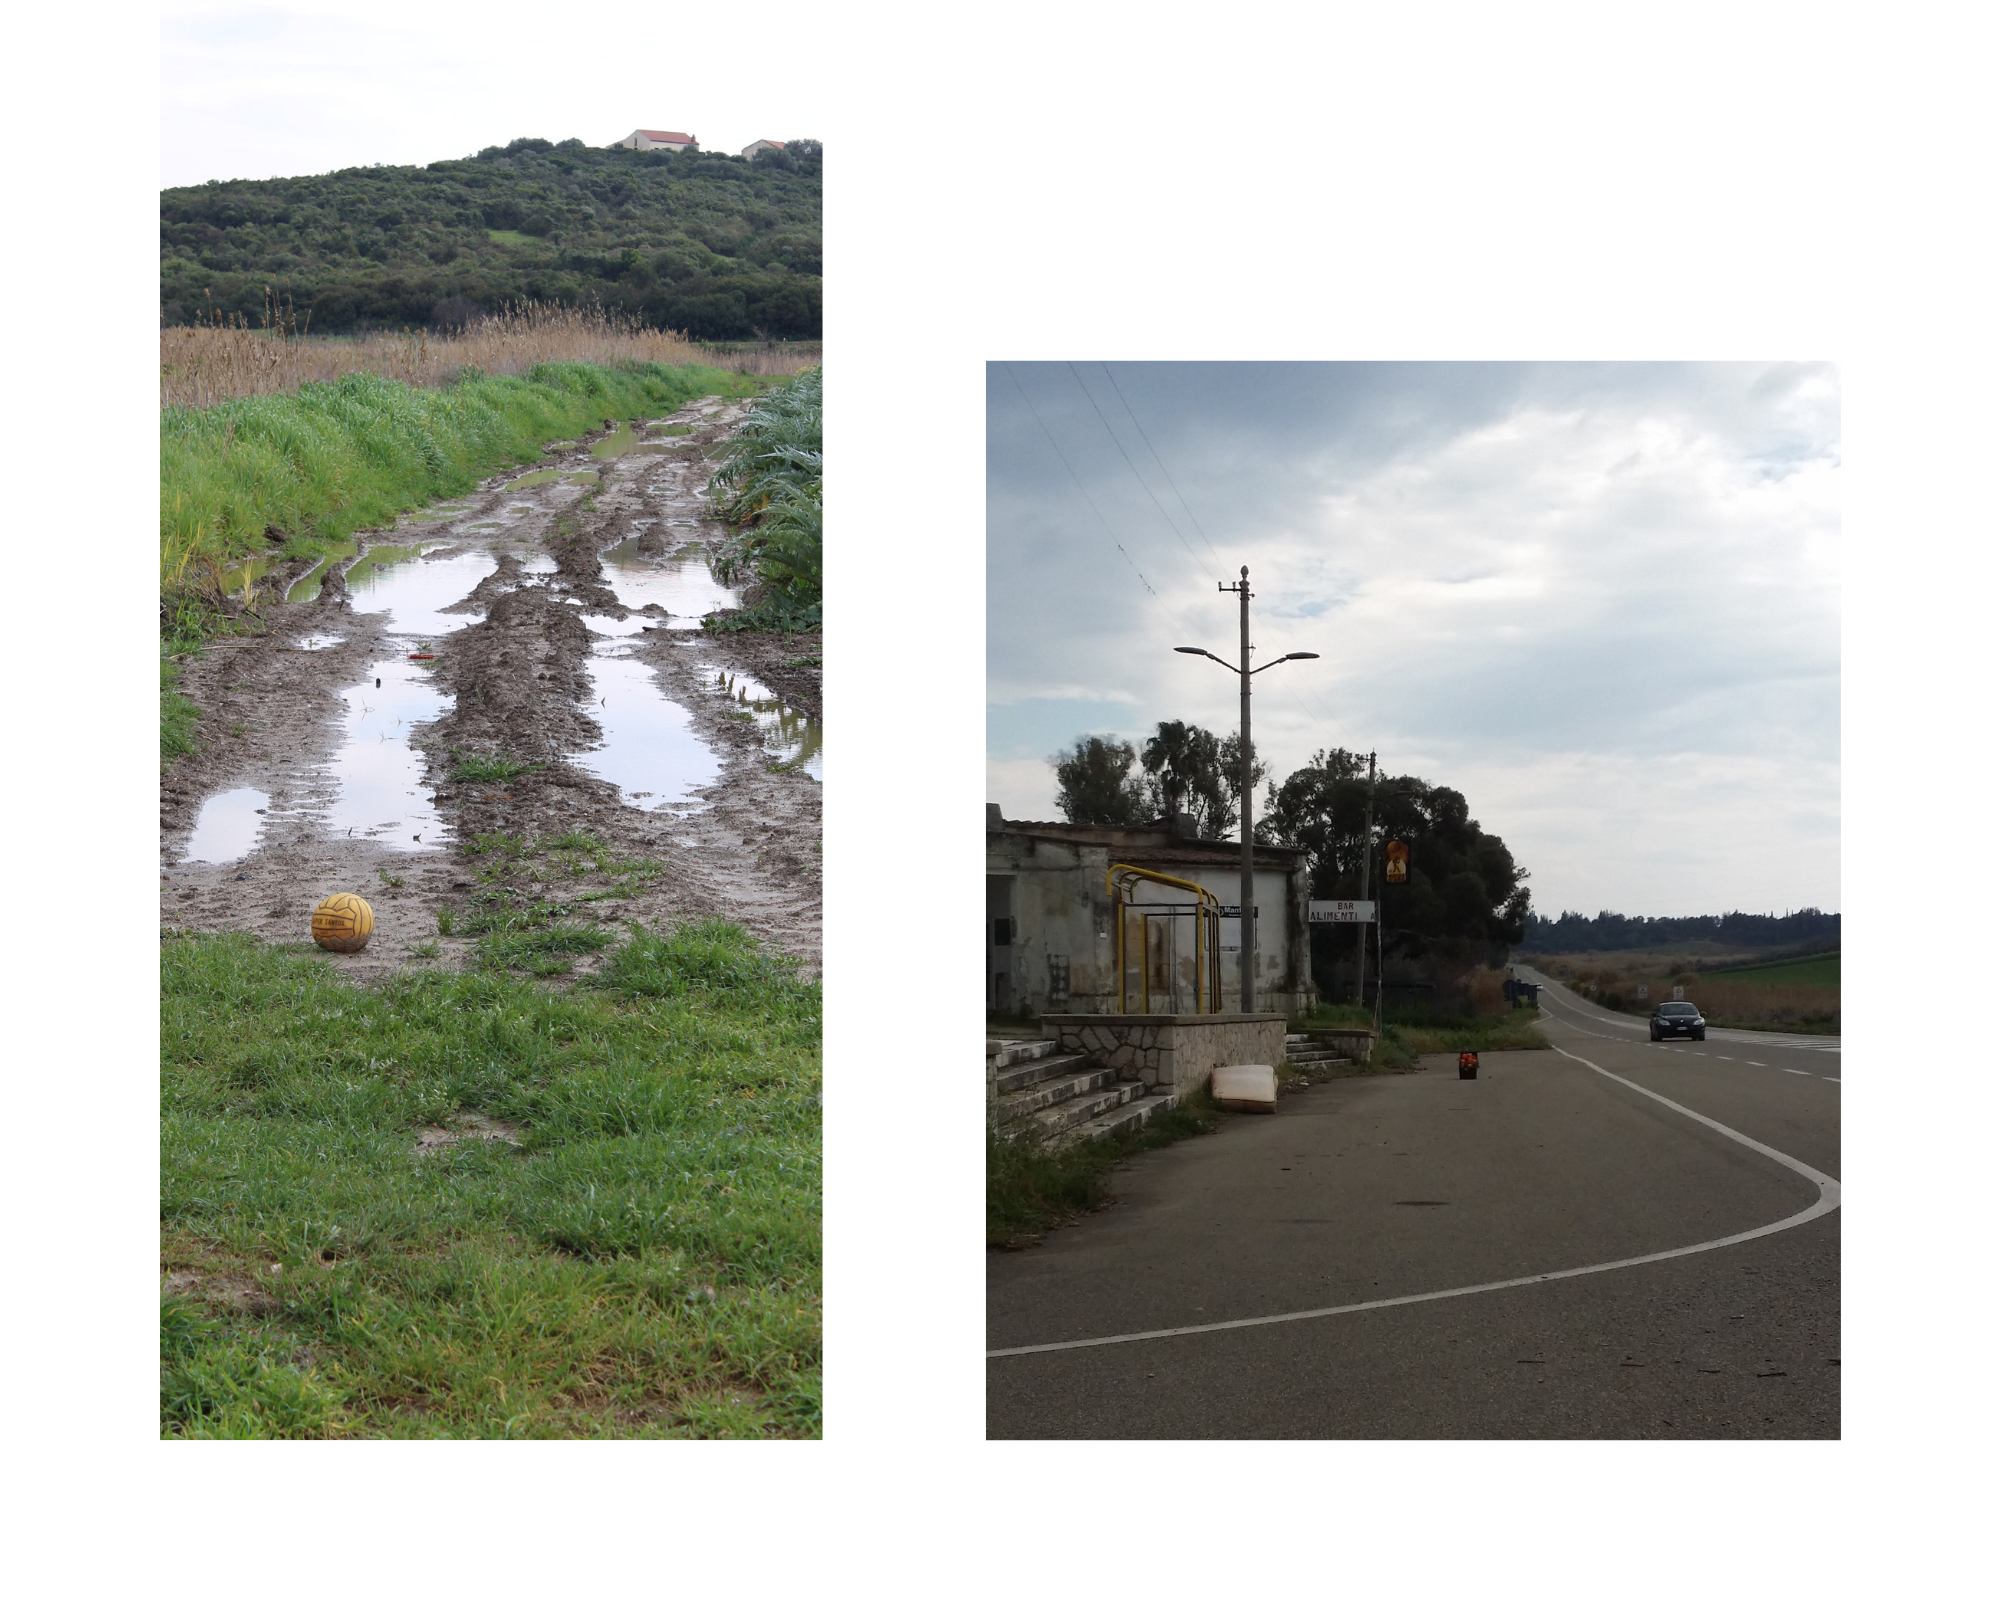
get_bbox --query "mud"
[163,392,822,979]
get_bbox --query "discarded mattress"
[1211,1063,1277,1113]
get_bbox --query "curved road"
[987,973,1839,1437]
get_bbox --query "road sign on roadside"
[1309,900,1376,923]
[1384,841,1409,884]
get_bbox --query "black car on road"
[1650,1000,1706,1041]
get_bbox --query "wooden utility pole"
[1355,749,1376,1005]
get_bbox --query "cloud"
[988,361,1839,916]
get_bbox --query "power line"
[1064,362,1219,587]
[1004,362,1159,600]
[1094,361,1357,737]
[1098,362,1232,574]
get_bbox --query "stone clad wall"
[1039,1014,1288,1100]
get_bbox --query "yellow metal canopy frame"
[1107,862,1223,1015]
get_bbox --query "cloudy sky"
[161,1,831,187]
[988,362,1839,921]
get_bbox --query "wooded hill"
[161,136,822,340]
[1518,907,1839,953]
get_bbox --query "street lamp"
[1175,566,1319,1013]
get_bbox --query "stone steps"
[995,1062,1124,1123]
[995,1050,1093,1096]
[1014,1078,1148,1142]
[1049,1091,1175,1148]
[990,1037,1173,1147]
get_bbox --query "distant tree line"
[161,136,822,340]
[1051,732,1530,971]
[1517,908,1840,953]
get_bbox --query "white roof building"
[613,129,696,153]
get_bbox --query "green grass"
[988,1092,1219,1249]
[1701,952,1840,989]
[451,753,545,784]
[1286,1003,1551,1069]
[163,362,754,580]
[162,660,200,759]
[161,923,820,1438]
[485,228,536,247]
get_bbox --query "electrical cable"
[1003,362,1160,599]
[1065,362,1220,587]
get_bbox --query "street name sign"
[1309,900,1376,923]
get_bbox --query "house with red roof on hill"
[741,139,785,159]
[613,129,696,153]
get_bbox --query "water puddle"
[295,634,344,651]
[311,545,495,852]
[217,556,278,605]
[181,787,270,864]
[713,670,822,780]
[321,657,451,851]
[590,422,676,459]
[346,547,496,638]
[507,469,564,490]
[646,423,694,436]
[285,540,360,603]
[574,656,722,809]
[601,536,736,626]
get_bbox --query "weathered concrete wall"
[987,813,1318,1016]
[1040,1013,1288,1100]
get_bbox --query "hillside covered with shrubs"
[161,135,822,341]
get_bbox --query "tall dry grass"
[1543,958,1838,1033]
[161,296,818,410]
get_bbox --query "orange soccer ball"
[311,893,375,953]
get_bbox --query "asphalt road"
[986,973,1839,1438]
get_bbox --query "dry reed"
[161,295,817,410]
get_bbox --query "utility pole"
[1175,567,1317,1015]
[1232,567,1254,1012]
[1355,749,1376,1005]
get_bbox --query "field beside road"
[1537,947,1838,1035]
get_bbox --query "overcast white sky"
[161,1,829,187]
[988,362,1840,921]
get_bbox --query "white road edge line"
[1784,1068,1812,1076]
[987,1043,1841,1362]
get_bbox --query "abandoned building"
[986,804,1318,1017]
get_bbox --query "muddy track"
[161,394,822,980]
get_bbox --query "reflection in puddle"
[296,634,344,651]
[317,546,492,852]
[600,536,736,626]
[217,556,277,604]
[646,423,694,436]
[346,548,496,638]
[714,670,822,781]
[507,468,563,489]
[285,540,359,603]
[575,656,722,810]
[590,422,676,459]
[321,657,450,851]
[182,787,270,864]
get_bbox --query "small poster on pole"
[1384,841,1409,884]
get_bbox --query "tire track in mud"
[161,392,821,979]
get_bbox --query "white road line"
[1825,1077,1841,1083]
[987,1043,1841,1361]
[1784,1068,1812,1076]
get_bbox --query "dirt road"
[161,393,822,979]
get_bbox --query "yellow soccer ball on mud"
[311,892,375,953]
